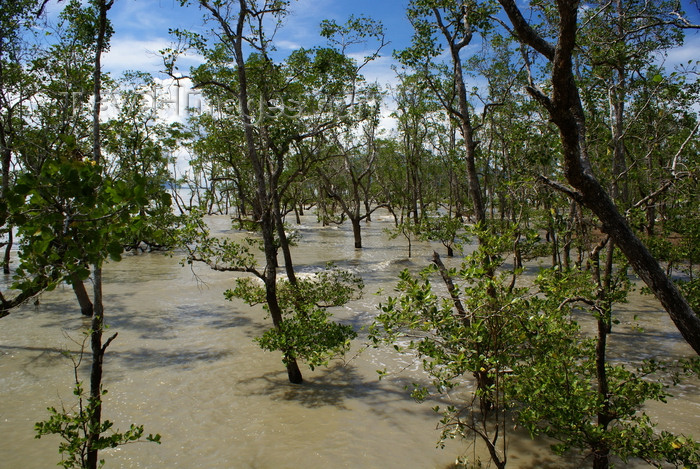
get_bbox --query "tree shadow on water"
[237,360,442,419]
[100,302,266,341]
[109,346,232,372]
[0,344,79,377]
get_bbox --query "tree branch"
[537,175,584,204]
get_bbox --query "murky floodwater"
[1,212,697,468]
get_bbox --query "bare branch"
[537,175,585,204]
[432,251,468,324]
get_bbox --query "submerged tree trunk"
[351,216,362,249]
[86,2,113,465]
[427,6,497,411]
[262,224,303,383]
[285,356,303,383]
[86,265,105,469]
[212,0,303,383]
[592,317,612,469]
[592,262,614,469]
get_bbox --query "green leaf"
[106,241,123,262]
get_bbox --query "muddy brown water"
[1,213,697,468]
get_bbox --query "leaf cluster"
[228,264,363,370]
[35,387,160,469]
[6,149,151,295]
[371,228,700,465]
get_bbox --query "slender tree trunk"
[86,2,112,465]
[208,180,216,215]
[317,183,329,226]
[593,308,612,469]
[433,251,466,321]
[431,7,497,412]
[70,273,94,316]
[514,232,523,269]
[609,77,628,207]
[592,242,614,469]
[1,21,14,272]
[262,222,303,383]
[410,162,420,224]
[609,0,629,208]
[273,193,297,285]
[213,0,303,383]
[3,227,11,275]
[453,68,486,226]
[2,147,11,274]
[564,201,577,270]
[363,190,372,222]
[86,265,104,469]
[548,214,559,268]
[351,216,362,249]
[645,149,656,236]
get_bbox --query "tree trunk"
[3,227,11,275]
[351,216,362,249]
[86,265,105,469]
[286,359,303,384]
[70,273,94,317]
[208,180,216,215]
[222,0,302,383]
[430,7,499,412]
[273,193,297,285]
[86,2,112,463]
[592,449,610,469]
[594,260,613,469]
[645,149,656,236]
[433,251,466,320]
[262,206,303,384]
[514,232,523,269]
[2,146,11,274]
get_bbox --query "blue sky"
[40,0,700,88]
[99,0,413,83]
[37,0,699,171]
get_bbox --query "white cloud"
[280,0,338,44]
[104,37,171,74]
[276,40,303,50]
[350,54,399,89]
[664,34,700,69]
[104,37,205,76]
[378,112,398,135]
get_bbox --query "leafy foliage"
[6,152,149,295]
[36,378,160,469]
[418,214,467,257]
[371,227,700,467]
[228,264,363,370]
